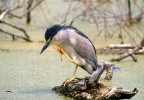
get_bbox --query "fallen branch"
[111,38,144,62]
[107,44,137,49]
[53,61,138,100]
[137,48,144,54]
[96,47,144,55]
[89,61,113,84]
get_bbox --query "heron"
[40,24,98,85]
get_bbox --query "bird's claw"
[63,77,76,87]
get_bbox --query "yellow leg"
[61,49,74,63]
[52,44,63,61]
[52,44,61,52]
[64,65,78,86]
[52,43,74,63]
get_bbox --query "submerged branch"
[0,19,30,39]
[0,29,31,42]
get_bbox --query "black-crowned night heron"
[40,24,98,85]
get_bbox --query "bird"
[40,24,98,85]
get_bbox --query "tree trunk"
[26,0,33,24]
[127,0,132,25]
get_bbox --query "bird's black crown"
[45,24,63,41]
[45,24,89,41]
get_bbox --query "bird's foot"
[63,77,76,87]
[52,43,74,63]
[52,44,63,54]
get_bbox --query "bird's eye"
[50,37,52,40]
[47,37,52,42]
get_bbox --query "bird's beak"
[40,40,51,54]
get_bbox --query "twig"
[38,3,50,26]
[63,1,73,23]
[61,8,87,26]
[18,0,44,18]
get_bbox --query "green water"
[0,49,144,100]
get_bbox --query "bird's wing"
[68,29,98,70]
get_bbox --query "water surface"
[0,48,144,100]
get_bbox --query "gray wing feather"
[68,29,98,70]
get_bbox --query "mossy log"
[53,61,138,100]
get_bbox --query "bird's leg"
[61,49,74,63]
[52,43,74,63]
[64,65,78,86]
[52,43,63,61]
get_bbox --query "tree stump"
[52,61,138,100]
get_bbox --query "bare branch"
[0,19,30,39]
[0,0,10,20]
[18,0,44,18]
[0,0,44,19]
[0,29,31,42]
[63,2,73,23]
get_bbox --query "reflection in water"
[19,87,51,94]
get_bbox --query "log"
[111,38,144,62]
[52,61,138,100]
[107,44,137,49]
[136,48,144,54]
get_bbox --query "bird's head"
[40,25,63,54]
